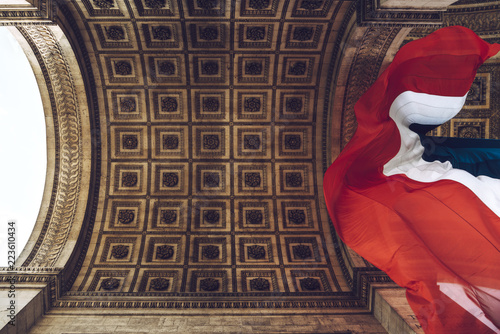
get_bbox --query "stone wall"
[29,314,388,334]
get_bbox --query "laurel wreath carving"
[20,26,82,267]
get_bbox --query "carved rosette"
[152,26,172,40]
[288,210,305,225]
[197,0,218,10]
[161,97,178,112]
[160,210,177,224]
[203,135,220,149]
[204,210,220,224]
[199,26,218,40]
[199,278,219,291]
[246,27,266,41]
[162,172,179,187]
[118,210,135,224]
[158,61,176,75]
[150,277,170,291]
[293,27,314,41]
[244,172,261,187]
[458,126,480,138]
[145,0,166,9]
[163,135,179,149]
[244,135,260,149]
[106,26,125,40]
[300,0,323,10]
[20,26,83,267]
[245,62,263,75]
[111,245,129,259]
[203,97,219,111]
[244,97,261,112]
[204,173,220,187]
[285,173,302,187]
[122,172,138,187]
[94,0,114,8]
[156,245,175,259]
[247,245,266,260]
[288,62,306,76]
[202,61,219,75]
[122,135,138,149]
[249,0,270,10]
[202,245,220,259]
[246,210,263,225]
[286,97,302,113]
[101,277,120,290]
[284,135,301,150]
[292,245,312,259]
[250,277,270,291]
[120,97,136,113]
[300,277,320,291]
[115,61,132,75]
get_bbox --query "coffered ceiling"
[53,0,359,310]
[3,0,498,318]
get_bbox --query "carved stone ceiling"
[6,0,496,316]
[58,0,359,310]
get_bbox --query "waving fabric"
[323,26,500,333]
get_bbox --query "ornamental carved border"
[50,269,390,309]
[18,26,82,267]
[0,267,62,306]
[341,27,400,148]
[446,4,500,32]
[53,295,368,309]
[357,0,444,26]
[0,0,56,24]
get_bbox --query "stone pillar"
[371,285,424,334]
[0,284,50,334]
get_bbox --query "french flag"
[323,26,500,333]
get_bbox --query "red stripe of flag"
[324,26,500,333]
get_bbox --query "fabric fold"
[324,26,500,333]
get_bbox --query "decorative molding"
[52,299,366,309]
[0,0,56,24]
[320,2,396,293]
[0,267,62,306]
[19,26,82,267]
[0,268,384,310]
[445,7,500,32]
[321,0,355,174]
[357,0,445,27]
[341,27,400,148]
[0,266,63,273]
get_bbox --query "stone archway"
[0,24,95,333]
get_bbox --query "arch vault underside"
[0,0,499,331]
